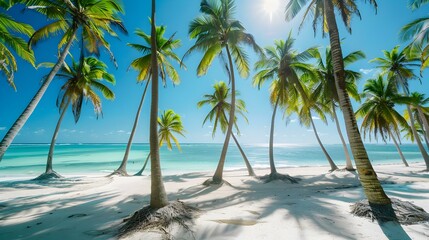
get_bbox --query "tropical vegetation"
[1,1,429,236]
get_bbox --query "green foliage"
[158,110,185,151]
[56,56,115,123]
[184,0,263,78]
[22,0,126,66]
[355,76,409,142]
[197,81,247,137]
[128,22,183,86]
[0,7,35,90]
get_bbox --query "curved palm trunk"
[221,111,255,176]
[406,105,429,170]
[324,0,393,211]
[269,96,280,174]
[114,80,150,175]
[0,27,78,161]
[149,0,168,208]
[135,153,151,176]
[332,102,354,170]
[212,45,236,183]
[309,112,338,171]
[388,129,409,167]
[417,107,429,143]
[45,101,70,173]
[231,132,256,176]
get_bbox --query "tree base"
[108,169,129,177]
[33,170,63,180]
[259,172,300,184]
[202,178,232,187]
[118,201,199,239]
[351,198,429,224]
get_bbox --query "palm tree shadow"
[377,221,412,240]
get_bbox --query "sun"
[263,0,280,23]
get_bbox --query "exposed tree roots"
[259,172,300,184]
[351,198,429,224]
[107,169,129,177]
[33,170,63,180]
[202,178,232,187]
[118,201,199,239]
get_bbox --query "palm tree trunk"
[135,153,151,176]
[406,105,429,170]
[332,102,354,170]
[324,0,393,211]
[310,112,338,171]
[212,45,236,183]
[231,132,256,176]
[269,96,280,175]
[388,129,409,167]
[46,101,70,173]
[221,111,255,176]
[149,0,168,208]
[0,27,78,161]
[417,107,429,143]
[114,80,150,175]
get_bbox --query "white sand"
[1,163,428,240]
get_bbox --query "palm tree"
[0,2,35,90]
[371,46,429,170]
[253,36,314,182]
[406,92,429,144]
[135,110,185,176]
[355,76,410,167]
[111,24,183,176]
[291,86,339,171]
[401,0,429,72]
[285,0,396,218]
[149,0,168,209]
[35,56,115,180]
[197,81,256,177]
[0,0,126,160]
[312,47,365,170]
[184,0,262,184]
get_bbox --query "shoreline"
[1,162,428,239]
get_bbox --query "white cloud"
[290,119,297,123]
[307,129,314,132]
[311,116,320,120]
[34,129,45,134]
[126,132,131,135]
[208,125,213,129]
[0,127,5,131]
[117,130,125,133]
[360,68,374,75]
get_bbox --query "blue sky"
[0,0,428,145]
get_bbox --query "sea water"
[0,143,425,177]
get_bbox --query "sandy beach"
[1,163,428,239]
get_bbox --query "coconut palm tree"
[148,0,168,209]
[285,0,396,218]
[291,85,339,171]
[197,81,256,177]
[253,36,315,182]
[184,0,263,184]
[401,0,429,72]
[355,76,410,167]
[312,47,364,170]
[35,56,115,180]
[371,46,429,170]
[406,92,429,143]
[0,2,35,90]
[111,24,183,176]
[0,0,126,160]
[135,110,185,176]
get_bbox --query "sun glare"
[263,0,280,23]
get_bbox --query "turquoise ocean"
[0,143,425,178]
